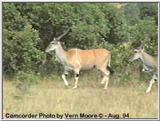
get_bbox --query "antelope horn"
[56,28,70,41]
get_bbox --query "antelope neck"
[55,42,67,64]
[141,52,156,68]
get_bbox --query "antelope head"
[45,28,70,53]
[129,45,144,62]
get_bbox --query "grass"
[3,75,158,119]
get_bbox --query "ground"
[3,78,158,119]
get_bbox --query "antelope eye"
[51,42,55,44]
[134,51,138,53]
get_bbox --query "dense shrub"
[3,3,158,82]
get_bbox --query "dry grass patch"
[3,79,158,119]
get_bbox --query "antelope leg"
[73,68,80,89]
[62,74,69,86]
[146,79,155,93]
[104,76,109,89]
[73,74,79,89]
[99,68,110,89]
[101,76,106,84]
[146,75,156,93]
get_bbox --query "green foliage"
[124,3,140,24]
[3,24,46,73]
[128,18,157,54]
[3,3,158,83]
[138,3,158,23]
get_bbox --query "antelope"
[45,29,114,89]
[129,45,158,93]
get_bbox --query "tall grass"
[3,72,158,119]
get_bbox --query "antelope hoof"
[64,83,69,86]
[104,87,108,90]
[146,89,150,93]
[101,81,105,84]
[73,86,77,89]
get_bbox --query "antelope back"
[65,49,111,69]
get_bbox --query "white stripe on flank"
[76,49,81,67]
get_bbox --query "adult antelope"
[45,29,113,89]
[129,45,158,93]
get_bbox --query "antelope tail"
[107,66,114,75]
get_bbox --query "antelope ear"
[137,44,143,52]
[140,44,144,49]
[140,45,144,52]
[52,37,57,42]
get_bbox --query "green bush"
[3,3,158,83]
[3,24,46,73]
